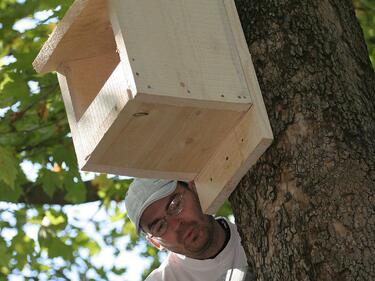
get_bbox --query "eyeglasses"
[147,192,184,238]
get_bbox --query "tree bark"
[229,1,375,280]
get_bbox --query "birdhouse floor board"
[84,102,245,179]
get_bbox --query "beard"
[177,215,215,258]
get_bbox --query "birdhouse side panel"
[110,0,252,110]
[61,52,121,121]
[57,60,133,169]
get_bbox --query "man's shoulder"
[144,269,162,281]
[144,253,174,281]
[144,252,188,281]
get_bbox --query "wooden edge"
[195,105,273,214]
[57,60,132,170]
[50,0,138,170]
[134,93,251,112]
[33,0,91,73]
[194,0,274,214]
[224,0,271,127]
[57,72,85,166]
[75,61,133,168]
[82,163,196,182]
[108,0,138,97]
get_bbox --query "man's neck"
[196,217,227,260]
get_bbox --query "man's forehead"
[140,190,174,224]
[140,182,188,223]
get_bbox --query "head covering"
[125,178,178,233]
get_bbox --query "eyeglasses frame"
[146,191,185,239]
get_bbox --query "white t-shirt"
[145,218,248,281]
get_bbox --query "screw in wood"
[133,112,149,117]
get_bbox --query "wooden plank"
[57,60,133,169]
[75,61,133,166]
[195,106,273,214]
[88,102,243,179]
[33,0,115,73]
[84,164,197,182]
[62,52,120,120]
[195,0,274,213]
[134,93,251,112]
[56,73,85,164]
[110,0,252,110]
[223,0,271,126]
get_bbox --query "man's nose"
[167,216,181,232]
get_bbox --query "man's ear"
[146,236,164,251]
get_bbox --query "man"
[125,178,253,281]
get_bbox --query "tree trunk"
[229,1,375,280]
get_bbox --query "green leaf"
[10,233,35,270]
[0,238,12,267]
[73,232,101,255]
[0,76,29,108]
[0,146,18,189]
[39,169,61,198]
[38,226,73,260]
[51,144,77,170]
[215,200,233,218]
[124,219,137,248]
[0,181,22,202]
[112,267,127,275]
[14,112,41,132]
[64,179,86,204]
[86,240,101,256]
[48,237,73,260]
[111,207,126,223]
[38,226,53,247]
[45,210,67,226]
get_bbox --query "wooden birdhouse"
[33,0,273,213]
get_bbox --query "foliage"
[0,0,373,280]
[354,0,375,67]
[0,0,140,280]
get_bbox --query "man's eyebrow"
[146,193,176,231]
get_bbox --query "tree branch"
[9,180,112,205]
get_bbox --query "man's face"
[139,183,215,259]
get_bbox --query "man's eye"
[152,220,167,235]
